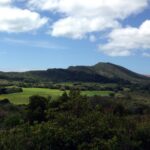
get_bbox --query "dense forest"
[0,90,150,150]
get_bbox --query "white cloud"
[28,0,148,39]
[51,17,119,39]
[0,0,48,32]
[99,20,150,56]
[0,0,11,5]
[0,0,150,57]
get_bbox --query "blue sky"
[0,0,150,74]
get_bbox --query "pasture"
[0,88,112,105]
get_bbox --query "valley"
[0,88,112,104]
[0,62,150,150]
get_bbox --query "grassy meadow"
[0,88,112,104]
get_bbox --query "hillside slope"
[68,62,150,83]
[0,62,149,84]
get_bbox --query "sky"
[0,0,150,74]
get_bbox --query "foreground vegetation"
[0,89,149,150]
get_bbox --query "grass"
[0,88,112,105]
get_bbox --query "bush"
[27,95,48,124]
[4,114,22,128]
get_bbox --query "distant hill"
[69,62,150,83]
[0,62,149,84]
[145,75,150,77]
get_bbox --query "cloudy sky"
[0,0,150,73]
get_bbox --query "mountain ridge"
[0,62,149,84]
[68,62,149,82]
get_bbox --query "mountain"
[0,62,149,84]
[68,62,150,83]
[145,75,150,77]
[0,69,115,83]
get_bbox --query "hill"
[0,62,149,84]
[69,62,150,83]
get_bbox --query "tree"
[4,114,22,128]
[27,95,48,124]
[69,89,81,99]
[113,103,126,116]
[59,91,69,102]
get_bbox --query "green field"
[0,88,112,105]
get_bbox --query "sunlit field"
[0,88,112,104]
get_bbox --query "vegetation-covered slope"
[0,62,149,84]
[69,62,150,83]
